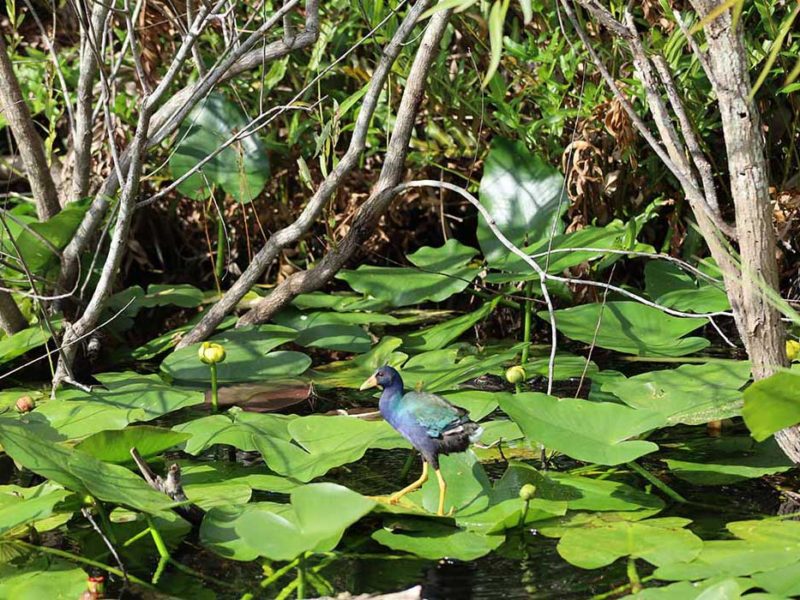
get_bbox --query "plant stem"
[627,461,687,504]
[520,280,534,365]
[261,558,300,589]
[296,554,305,600]
[210,362,219,412]
[215,212,225,292]
[627,557,642,593]
[16,540,155,590]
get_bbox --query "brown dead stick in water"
[130,447,205,526]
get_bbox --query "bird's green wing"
[400,392,466,438]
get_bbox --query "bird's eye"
[377,371,384,377]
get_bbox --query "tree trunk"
[0,283,26,335]
[690,0,797,459]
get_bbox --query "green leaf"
[0,419,176,514]
[0,325,52,364]
[310,337,408,388]
[645,261,730,313]
[169,93,270,203]
[174,410,296,455]
[139,284,204,308]
[0,557,87,599]
[373,518,504,560]
[602,361,751,425]
[404,298,499,352]
[557,517,703,569]
[131,314,238,360]
[500,393,665,465]
[201,483,375,560]
[36,372,204,439]
[742,371,800,441]
[75,426,192,465]
[483,0,510,87]
[477,137,567,265]
[544,302,710,357]
[0,483,74,538]
[161,325,309,383]
[336,239,480,307]
[255,415,407,482]
[662,436,791,485]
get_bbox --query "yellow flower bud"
[198,342,226,365]
[506,365,527,384]
[787,340,800,362]
[519,483,536,501]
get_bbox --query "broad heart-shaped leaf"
[201,483,375,561]
[0,419,176,515]
[661,435,792,486]
[742,370,800,441]
[173,409,296,455]
[500,393,665,465]
[131,314,238,360]
[169,92,269,203]
[645,260,730,313]
[372,517,505,561]
[75,426,191,465]
[557,516,703,569]
[403,298,499,353]
[255,415,408,482]
[602,361,752,425]
[0,482,74,538]
[486,220,653,282]
[544,301,710,357]
[35,372,203,439]
[139,284,204,308]
[0,557,87,600]
[494,462,663,514]
[477,137,567,265]
[621,578,755,600]
[161,325,309,383]
[335,239,480,307]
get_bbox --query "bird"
[360,365,483,516]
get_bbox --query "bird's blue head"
[359,365,402,391]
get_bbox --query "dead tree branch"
[0,282,27,334]
[176,0,433,349]
[58,0,317,292]
[0,34,60,219]
[237,8,452,328]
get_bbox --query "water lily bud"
[198,342,226,365]
[15,395,34,413]
[506,366,526,384]
[787,340,800,362]
[519,484,536,501]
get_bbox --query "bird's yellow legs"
[435,468,447,516]
[389,461,428,504]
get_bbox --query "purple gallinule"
[360,365,483,516]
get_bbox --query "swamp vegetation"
[1,0,800,598]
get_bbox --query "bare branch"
[0,282,27,335]
[59,0,317,291]
[238,8,453,328]
[72,0,111,201]
[176,0,432,348]
[0,34,60,219]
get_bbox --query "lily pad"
[645,261,730,313]
[311,337,408,388]
[336,239,481,307]
[373,517,504,561]
[602,361,751,425]
[0,557,87,599]
[557,516,703,569]
[544,302,710,357]
[161,325,309,383]
[0,482,74,537]
[201,483,375,561]
[500,393,665,465]
[35,372,204,439]
[0,325,52,364]
[173,410,296,455]
[0,419,176,515]
[75,426,192,465]
[403,298,499,353]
